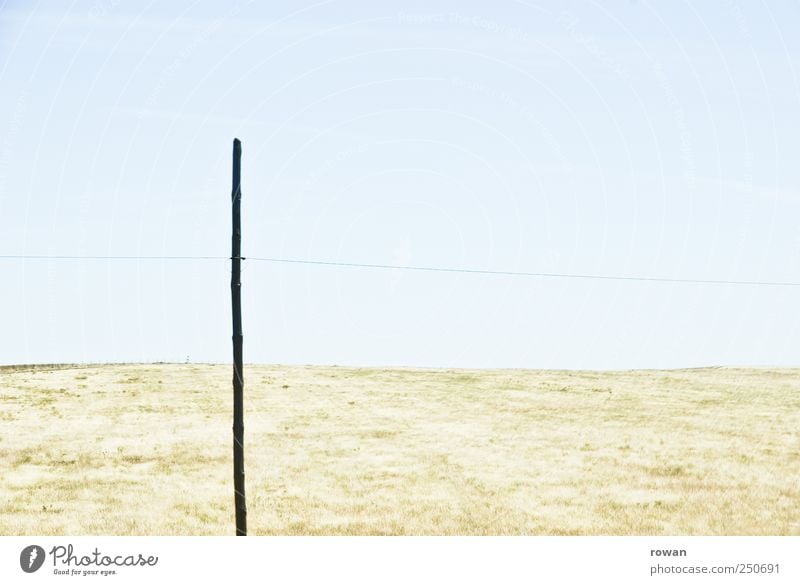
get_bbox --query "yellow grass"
[1,363,798,535]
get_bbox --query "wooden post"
[231,138,247,535]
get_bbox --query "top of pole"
[232,139,242,202]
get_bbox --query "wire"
[0,255,225,260]
[2,253,799,287]
[246,257,800,287]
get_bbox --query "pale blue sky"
[1,1,799,368]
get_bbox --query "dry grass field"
[1,363,798,535]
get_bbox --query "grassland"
[0,363,798,535]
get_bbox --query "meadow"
[1,363,798,535]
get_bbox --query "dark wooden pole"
[231,138,247,535]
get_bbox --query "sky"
[1,1,800,369]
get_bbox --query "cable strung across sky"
[1,254,799,287]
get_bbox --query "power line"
[0,255,224,260]
[246,257,800,287]
[1,253,799,287]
